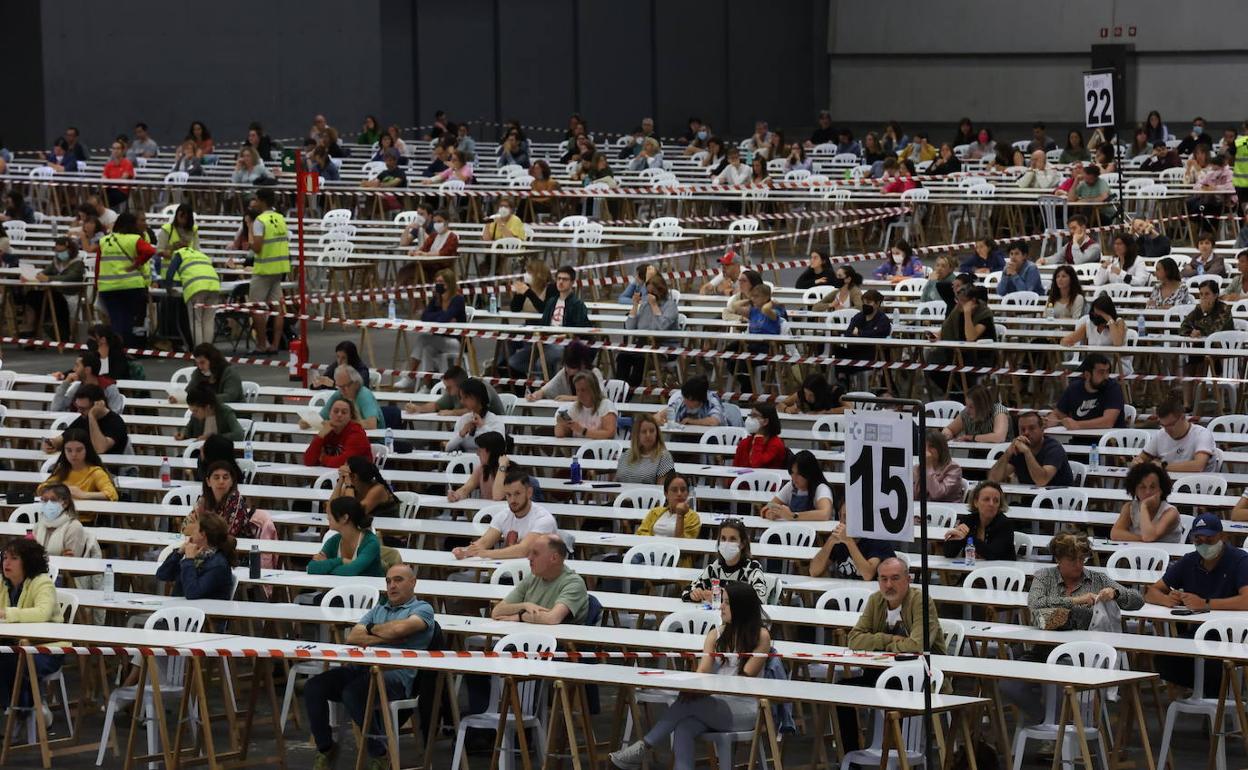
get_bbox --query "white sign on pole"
[845,410,914,543]
[1083,71,1115,129]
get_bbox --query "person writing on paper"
[180,343,244,403]
[0,539,63,709]
[988,411,1074,487]
[43,383,129,456]
[810,502,895,580]
[18,236,84,339]
[302,398,372,468]
[553,372,618,439]
[308,497,385,577]
[303,366,385,431]
[610,581,771,770]
[406,366,507,417]
[761,450,834,521]
[453,470,556,560]
[306,564,434,770]
[156,513,237,600]
[448,432,513,502]
[1134,393,1217,473]
[1110,462,1182,544]
[314,341,370,391]
[1146,514,1248,695]
[942,480,1016,561]
[178,383,246,442]
[942,384,1013,444]
[446,379,507,452]
[38,430,118,511]
[491,533,588,624]
[654,376,724,427]
[32,484,88,558]
[682,518,768,603]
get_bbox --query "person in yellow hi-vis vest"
[1234,120,1248,217]
[167,246,221,347]
[96,212,157,346]
[246,188,289,354]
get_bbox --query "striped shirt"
[1028,566,1143,630]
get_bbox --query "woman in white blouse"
[714,148,752,186]
[554,372,618,439]
[1095,233,1149,287]
[446,379,506,452]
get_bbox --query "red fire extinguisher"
[289,338,308,385]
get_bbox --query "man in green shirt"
[492,533,588,624]
[1066,163,1113,222]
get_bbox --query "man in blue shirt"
[1145,514,1248,694]
[304,564,436,770]
[997,242,1043,296]
[656,376,724,427]
[1047,353,1126,430]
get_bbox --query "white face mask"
[1195,541,1224,560]
[718,541,741,562]
[433,221,447,233]
[40,500,63,522]
[892,253,905,265]
[743,417,761,434]
[497,207,512,218]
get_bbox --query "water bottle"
[569,457,582,485]
[103,564,115,602]
[1089,444,1101,469]
[964,537,977,566]
[249,544,261,580]
[385,427,395,454]
[1136,313,1146,338]
[1197,261,1205,276]
[387,297,397,321]
[488,292,499,314]
[711,578,722,610]
[160,457,171,488]
[24,528,34,540]
[244,440,254,462]
[151,254,162,283]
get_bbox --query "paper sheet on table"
[19,262,39,282]
[167,386,187,404]
[298,408,324,429]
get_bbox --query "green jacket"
[848,587,946,655]
[185,401,245,442]
[188,366,244,404]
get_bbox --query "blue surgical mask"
[1193,125,1204,136]
[55,250,70,261]
[696,130,708,141]
[40,500,63,522]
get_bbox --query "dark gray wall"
[2,0,46,152]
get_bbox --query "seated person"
[779,374,845,415]
[1042,213,1102,265]
[302,399,372,468]
[942,384,1013,444]
[1179,281,1234,406]
[723,268,763,322]
[490,533,589,624]
[610,582,770,770]
[186,342,245,402]
[1131,216,1171,259]
[329,456,402,519]
[732,404,786,469]
[192,460,255,538]
[919,428,964,503]
[481,196,526,241]
[636,472,702,550]
[523,341,603,403]
[811,265,863,312]
[33,484,89,558]
[43,383,129,455]
[873,239,924,281]
[19,236,84,338]
[942,480,1016,561]
[680,518,768,603]
[615,415,675,486]
[1045,353,1125,431]
[446,379,507,452]
[305,564,435,769]
[1134,392,1217,473]
[38,429,118,515]
[179,383,245,442]
[958,238,1005,274]
[554,372,618,439]
[1181,231,1226,278]
[699,250,743,297]
[448,432,512,502]
[654,376,724,427]
[1066,165,1112,222]
[308,497,385,577]
[810,503,895,580]
[1060,294,1131,376]
[761,450,834,521]
[305,366,385,431]
[156,513,237,600]
[834,289,891,384]
[405,365,506,416]
[1111,462,1181,543]
[997,241,1043,296]
[453,470,556,560]
[314,341,371,391]
[988,411,1074,487]
[49,352,123,413]
[1145,514,1248,695]
[617,264,658,304]
[0,539,63,709]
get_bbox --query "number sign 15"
[845,410,914,543]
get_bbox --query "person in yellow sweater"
[635,472,702,565]
[37,429,118,524]
[0,538,63,709]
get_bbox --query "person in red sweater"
[303,399,373,468]
[732,404,787,469]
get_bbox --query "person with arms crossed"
[989,411,1074,487]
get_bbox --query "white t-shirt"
[1142,423,1217,471]
[651,511,679,538]
[487,502,557,549]
[774,482,833,509]
[1075,316,1134,377]
[564,399,618,431]
[551,298,566,326]
[99,208,118,230]
[447,410,507,451]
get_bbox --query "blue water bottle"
[570,457,582,485]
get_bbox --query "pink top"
[435,163,474,183]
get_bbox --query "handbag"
[1089,598,1122,633]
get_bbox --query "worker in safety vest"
[167,246,221,348]
[96,211,156,346]
[1233,120,1248,216]
[245,188,289,354]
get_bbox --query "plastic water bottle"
[964,537,977,566]
[711,578,722,610]
[385,427,395,454]
[249,544,262,580]
[151,254,162,283]
[103,564,115,602]
[488,292,499,314]
[387,297,397,321]
[160,457,171,488]
[1136,313,1146,338]
[569,457,582,485]
[244,440,254,462]
[1089,444,1101,469]
[1197,261,1205,276]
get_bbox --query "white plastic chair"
[161,487,201,508]
[1097,429,1149,452]
[171,366,196,385]
[1011,642,1117,770]
[9,504,38,525]
[603,379,630,404]
[444,454,479,490]
[1156,618,1248,769]
[612,486,665,514]
[924,400,963,421]
[22,591,80,743]
[729,470,788,494]
[489,560,531,586]
[96,608,207,765]
[1171,473,1227,497]
[814,587,873,645]
[925,504,959,529]
[939,619,966,657]
[760,523,816,548]
[699,426,747,448]
[1013,531,1049,562]
[396,491,420,520]
[450,633,556,770]
[840,663,945,769]
[240,381,260,403]
[1106,547,1169,580]
[1031,488,1088,512]
[622,542,681,569]
[966,566,1025,592]
[575,440,626,462]
[810,414,846,441]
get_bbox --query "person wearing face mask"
[19,236,83,339]
[811,265,863,312]
[835,289,891,386]
[398,204,435,247]
[399,209,459,287]
[965,128,996,160]
[873,239,924,281]
[1176,116,1214,156]
[732,405,787,470]
[1146,513,1248,697]
[396,268,467,392]
[482,196,526,242]
[32,484,87,558]
[681,519,768,603]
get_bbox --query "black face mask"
[863,305,876,317]
[434,284,445,294]
[829,275,845,289]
